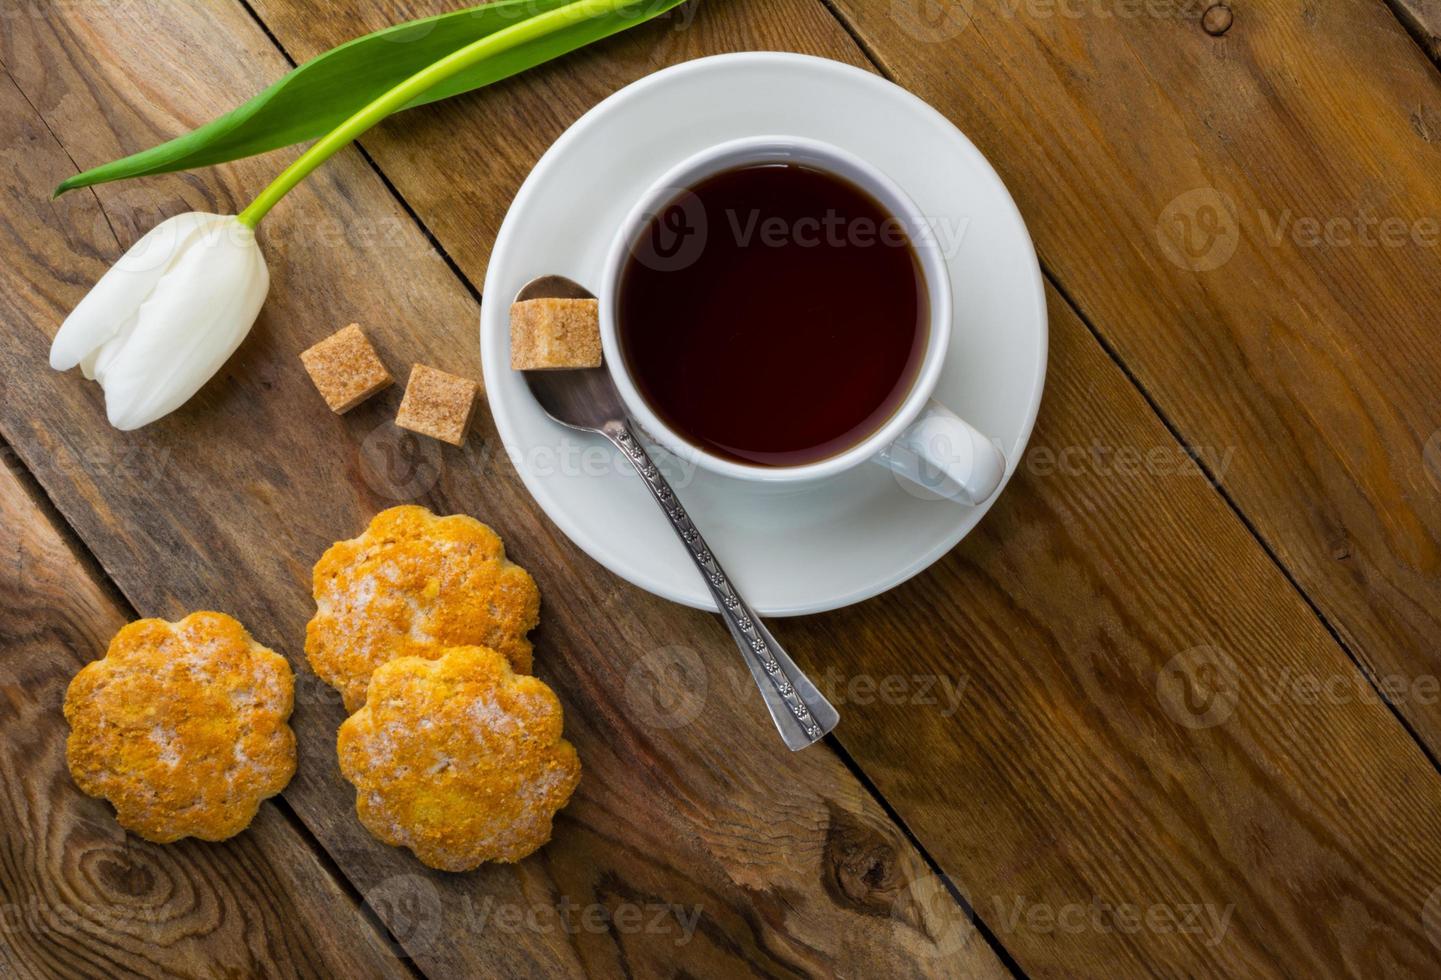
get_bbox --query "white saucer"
[481,53,1046,616]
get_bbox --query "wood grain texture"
[240,0,1441,975]
[0,455,411,979]
[821,0,1441,757]
[0,4,996,977]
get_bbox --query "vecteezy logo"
[1422,885,1441,950]
[1156,188,1241,272]
[379,17,440,43]
[885,426,970,502]
[629,189,708,272]
[890,871,975,960]
[359,422,444,500]
[362,873,443,959]
[623,645,708,730]
[1423,430,1441,493]
[889,0,974,42]
[1156,645,1240,729]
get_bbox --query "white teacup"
[598,136,1005,505]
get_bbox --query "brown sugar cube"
[395,365,480,447]
[300,323,393,413]
[510,298,602,370]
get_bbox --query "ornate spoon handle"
[603,420,840,750]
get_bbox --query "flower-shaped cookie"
[307,506,540,712]
[338,645,580,870]
[64,612,296,842]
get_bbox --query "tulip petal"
[50,212,226,372]
[99,219,269,430]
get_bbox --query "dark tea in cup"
[616,163,928,468]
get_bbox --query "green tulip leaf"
[55,0,686,197]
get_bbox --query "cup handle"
[874,399,1007,505]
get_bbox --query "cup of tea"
[597,135,1006,504]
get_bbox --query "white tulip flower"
[50,212,269,431]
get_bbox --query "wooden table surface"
[3,0,1441,976]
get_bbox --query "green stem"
[238,0,627,228]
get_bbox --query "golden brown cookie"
[63,612,296,843]
[337,645,580,870]
[307,506,541,712]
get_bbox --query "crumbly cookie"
[64,612,296,843]
[307,506,540,712]
[337,645,580,870]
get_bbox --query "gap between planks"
[1383,0,1441,62]
[823,731,1032,980]
[0,58,126,258]
[809,0,1441,788]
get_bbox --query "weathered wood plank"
[0,451,412,979]
[819,0,1441,759]
[243,0,1441,975]
[0,4,997,977]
